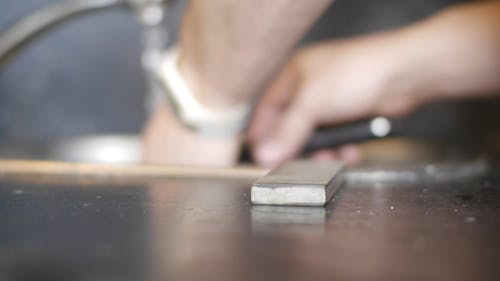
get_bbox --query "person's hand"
[248,34,420,168]
[142,105,242,166]
[142,0,333,166]
[248,1,500,168]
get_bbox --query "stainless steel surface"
[0,158,488,184]
[346,159,489,183]
[50,134,141,164]
[0,0,174,67]
[0,165,498,281]
[0,135,143,164]
[251,161,344,206]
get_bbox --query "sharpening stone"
[251,161,345,206]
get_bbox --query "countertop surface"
[0,163,499,281]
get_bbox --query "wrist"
[177,48,252,109]
[142,105,242,166]
[157,47,251,136]
[373,29,434,116]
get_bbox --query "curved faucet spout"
[0,0,126,67]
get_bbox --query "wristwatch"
[155,47,251,136]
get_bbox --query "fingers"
[311,145,362,165]
[249,41,380,167]
[337,144,362,165]
[311,149,338,162]
[249,55,318,168]
[247,62,298,143]
[253,95,317,168]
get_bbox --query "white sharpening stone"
[251,160,345,206]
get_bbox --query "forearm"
[388,1,500,109]
[143,0,332,165]
[178,0,333,108]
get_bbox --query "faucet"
[0,0,170,163]
[0,0,169,106]
[0,0,169,64]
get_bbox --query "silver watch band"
[156,47,251,136]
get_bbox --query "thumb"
[247,63,298,144]
[253,95,316,168]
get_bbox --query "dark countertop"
[0,164,499,281]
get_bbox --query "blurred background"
[0,0,498,164]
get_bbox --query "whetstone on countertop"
[251,161,345,206]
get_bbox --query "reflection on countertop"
[0,163,499,281]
